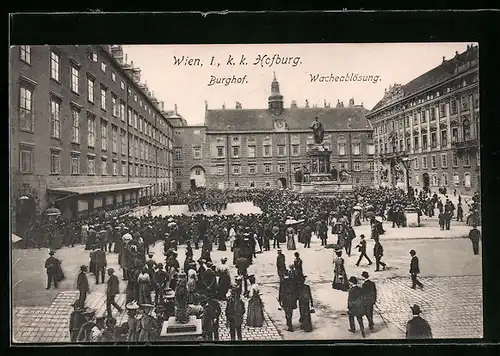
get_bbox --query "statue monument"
[159,271,202,340]
[310,117,324,144]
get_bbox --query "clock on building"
[275,120,285,129]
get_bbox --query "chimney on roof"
[205,100,208,111]
[174,104,178,115]
[324,99,327,108]
[235,101,242,109]
[160,101,164,111]
[305,99,309,108]
[442,56,446,63]
[290,100,297,108]
[125,54,128,64]
[455,51,459,57]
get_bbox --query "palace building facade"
[172,75,375,190]
[10,45,175,227]
[366,44,480,195]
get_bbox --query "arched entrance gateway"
[190,166,206,190]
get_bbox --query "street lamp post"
[401,157,413,201]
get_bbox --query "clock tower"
[268,72,284,116]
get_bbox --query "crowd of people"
[38,186,480,342]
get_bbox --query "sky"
[122,43,475,125]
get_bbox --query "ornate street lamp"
[400,157,413,200]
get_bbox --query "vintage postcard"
[10,43,482,343]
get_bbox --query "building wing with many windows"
[366,44,479,194]
[10,45,175,229]
[173,75,375,190]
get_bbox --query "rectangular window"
[101,159,108,175]
[127,107,132,126]
[264,164,271,174]
[248,145,256,158]
[406,137,411,151]
[71,66,79,93]
[422,156,428,169]
[50,150,60,174]
[120,102,125,122]
[430,107,436,120]
[354,162,361,171]
[101,62,107,73]
[217,146,224,158]
[217,166,224,175]
[134,111,138,129]
[451,100,458,114]
[50,51,60,81]
[451,127,459,143]
[422,134,428,150]
[112,72,116,82]
[431,132,437,148]
[121,162,126,176]
[175,168,182,176]
[101,121,108,151]
[233,146,239,158]
[249,165,256,174]
[278,164,285,173]
[71,155,80,175]
[112,94,118,117]
[112,126,118,153]
[87,77,94,103]
[263,145,271,157]
[473,92,479,108]
[19,147,33,173]
[452,152,458,167]
[421,111,426,123]
[431,155,437,168]
[135,165,139,177]
[71,109,80,143]
[461,95,469,111]
[87,115,96,147]
[112,161,118,176]
[463,151,470,166]
[441,153,448,168]
[121,130,126,155]
[87,157,95,175]
[414,158,420,169]
[442,173,448,186]
[367,144,375,155]
[369,161,375,171]
[20,45,31,64]
[19,86,33,131]
[292,144,299,156]
[441,130,447,146]
[120,81,125,90]
[175,148,182,160]
[278,145,285,156]
[453,173,460,186]
[233,165,241,175]
[338,143,346,156]
[193,146,202,159]
[100,87,107,110]
[50,98,61,138]
[440,103,446,117]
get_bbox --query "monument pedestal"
[159,316,202,341]
[405,207,420,227]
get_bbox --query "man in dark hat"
[235,255,250,297]
[106,268,123,316]
[201,297,221,341]
[373,237,387,271]
[279,271,298,332]
[409,250,423,289]
[154,263,169,305]
[355,234,372,267]
[69,300,85,342]
[276,249,286,281]
[406,304,433,339]
[347,276,366,338]
[44,250,61,290]
[93,245,107,285]
[468,223,481,255]
[77,265,90,309]
[225,285,245,341]
[361,271,377,330]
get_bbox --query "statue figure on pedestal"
[330,165,338,181]
[294,167,303,183]
[310,117,324,144]
[174,272,190,324]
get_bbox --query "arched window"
[442,173,448,186]
[464,172,471,188]
[463,118,471,141]
[431,174,438,186]
[453,173,460,186]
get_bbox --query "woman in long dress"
[332,249,349,291]
[137,267,152,305]
[187,269,198,304]
[297,277,314,332]
[246,275,265,327]
[253,233,261,254]
[286,226,296,251]
[216,257,231,300]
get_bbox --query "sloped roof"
[204,107,370,131]
[371,46,478,113]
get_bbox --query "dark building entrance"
[278,178,287,189]
[190,179,197,190]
